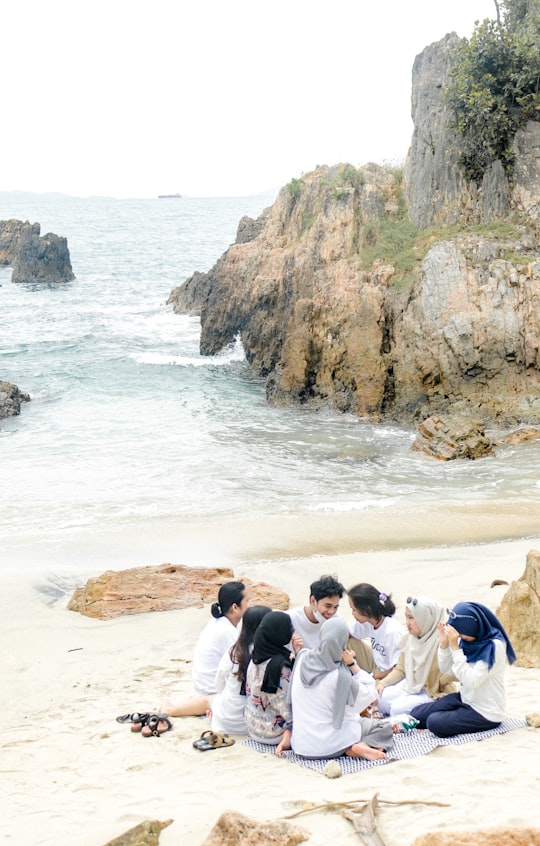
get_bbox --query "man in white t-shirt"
[287,574,345,650]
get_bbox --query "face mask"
[311,604,326,624]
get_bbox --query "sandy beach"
[3,536,540,845]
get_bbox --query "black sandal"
[116,712,151,733]
[141,714,173,737]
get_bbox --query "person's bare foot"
[346,742,386,760]
[276,729,292,757]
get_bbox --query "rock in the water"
[0,380,31,420]
[498,427,540,445]
[102,818,173,846]
[411,414,494,460]
[200,810,309,846]
[497,550,540,667]
[0,218,74,283]
[67,563,289,619]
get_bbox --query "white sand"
[3,537,540,845]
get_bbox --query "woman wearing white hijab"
[376,596,458,717]
[290,616,393,760]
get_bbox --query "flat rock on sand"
[411,829,540,846]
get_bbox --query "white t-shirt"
[287,606,324,649]
[438,638,507,722]
[191,615,239,695]
[290,650,377,758]
[210,649,248,735]
[349,615,405,671]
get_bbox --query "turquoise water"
[1,192,540,573]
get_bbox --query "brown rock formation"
[0,380,31,420]
[411,830,540,846]
[0,218,74,284]
[200,810,309,846]
[67,563,289,619]
[497,550,540,667]
[102,818,173,846]
[167,36,540,430]
[411,414,494,460]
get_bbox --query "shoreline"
[2,499,540,575]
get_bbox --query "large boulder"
[0,380,31,420]
[67,563,290,619]
[497,550,540,667]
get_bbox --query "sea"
[1,191,540,579]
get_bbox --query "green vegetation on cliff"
[447,0,540,181]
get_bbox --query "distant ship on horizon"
[157,192,182,198]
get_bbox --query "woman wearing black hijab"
[245,611,300,755]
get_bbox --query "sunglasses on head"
[406,597,418,606]
[446,608,478,622]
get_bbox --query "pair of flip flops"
[193,730,235,751]
[116,712,172,737]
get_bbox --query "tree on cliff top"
[447,0,540,181]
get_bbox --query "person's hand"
[375,682,384,696]
[291,634,304,654]
[342,647,356,666]
[438,621,449,649]
[446,623,461,649]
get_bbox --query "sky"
[2,0,498,199]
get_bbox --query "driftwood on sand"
[283,794,450,846]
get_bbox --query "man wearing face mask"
[287,575,345,649]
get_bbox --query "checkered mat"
[243,717,528,775]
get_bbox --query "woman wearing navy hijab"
[410,601,516,737]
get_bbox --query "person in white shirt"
[290,616,394,760]
[287,574,345,649]
[410,601,516,736]
[160,580,249,721]
[347,583,406,680]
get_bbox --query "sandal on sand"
[116,712,151,733]
[193,731,235,751]
[141,714,173,737]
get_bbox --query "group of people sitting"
[122,574,516,759]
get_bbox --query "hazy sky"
[2,0,497,198]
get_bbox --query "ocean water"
[1,192,540,575]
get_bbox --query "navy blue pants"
[410,693,501,738]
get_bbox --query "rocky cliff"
[168,35,540,427]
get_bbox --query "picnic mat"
[244,717,528,775]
